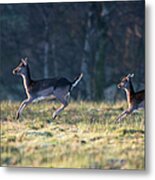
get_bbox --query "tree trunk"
[52,36,57,76]
[81,12,92,100]
[43,40,49,78]
[43,19,49,78]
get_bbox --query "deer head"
[117,73,134,89]
[12,58,28,76]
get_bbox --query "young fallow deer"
[12,58,83,120]
[116,73,145,122]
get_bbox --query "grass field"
[0,101,145,169]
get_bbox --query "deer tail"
[70,73,83,91]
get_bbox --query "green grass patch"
[0,101,145,169]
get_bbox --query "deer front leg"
[16,98,32,119]
[115,108,133,123]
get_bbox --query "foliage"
[0,1,145,100]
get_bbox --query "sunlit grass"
[0,101,145,169]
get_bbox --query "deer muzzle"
[12,68,19,75]
[117,84,121,88]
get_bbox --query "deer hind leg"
[52,87,70,119]
[115,107,134,123]
[52,98,68,119]
[16,98,33,119]
[138,100,145,110]
[65,92,71,103]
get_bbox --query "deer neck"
[21,66,32,95]
[124,80,135,108]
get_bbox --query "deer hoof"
[52,113,57,120]
[16,113,20,120]
[115,118,121,123]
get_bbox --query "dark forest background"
[0,1,145,101]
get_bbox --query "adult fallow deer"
[116,74,145,122]
[13,58,83,120]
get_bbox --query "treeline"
[0,1,145,101]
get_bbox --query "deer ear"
[24,57,28,64]
[130,73,134,78]
[21,58,28,66]
[127,73,134,78]
[127,74,131,78]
